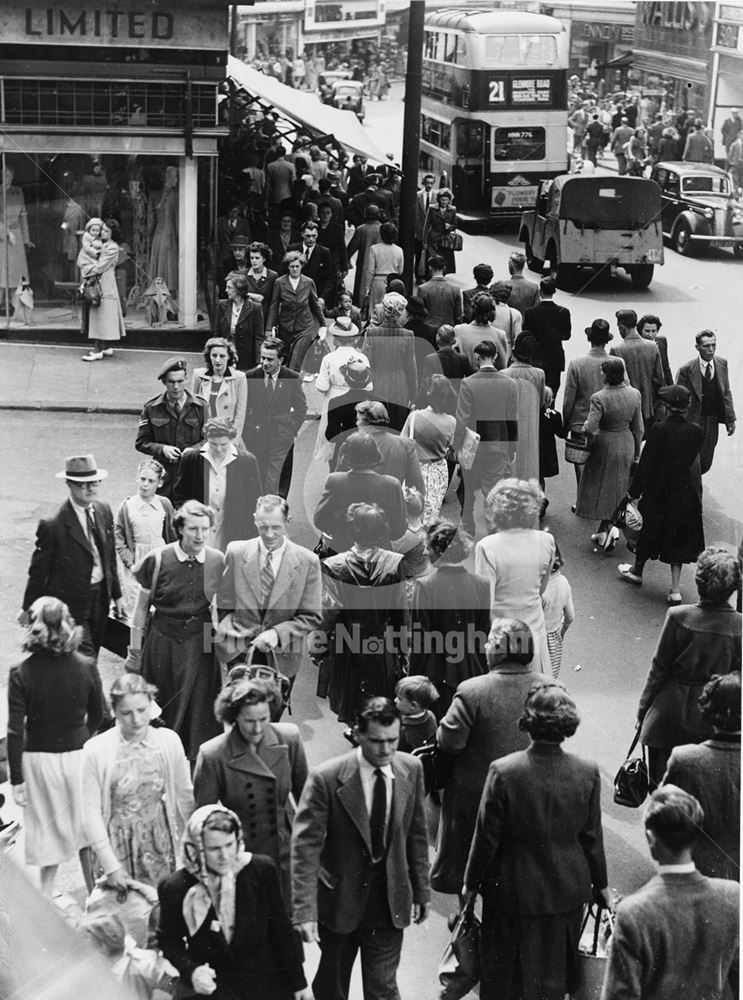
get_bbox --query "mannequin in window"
[149,165,179,296]
[0,166,34,301]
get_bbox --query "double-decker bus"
[419,9,569,222]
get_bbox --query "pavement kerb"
[0,402,141,414]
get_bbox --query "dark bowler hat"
[658,384,691,409]
[405,296,427,317]
[230,234,252,248]
[55,454,108,481]
[585,318,612,342]
[157,356,188,382]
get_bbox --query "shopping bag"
[85,878,159,948]
[457,427,480,471]
[411,740,455,795]
[439,899,481,1000]
[575,903,614,1000]
[100,615,130,659]
[613,730,649,808]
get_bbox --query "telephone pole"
[399,1,426,293]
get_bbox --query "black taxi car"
[650,161,743,257]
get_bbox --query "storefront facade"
[547,1,635,80]
[632,1,714,117]
[710,3,743,160]
[0,0,230,331]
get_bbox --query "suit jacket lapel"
[240,542,262,602]
[690,362,703,401]
[64,499,93,556]
[225,727,276,779]
[336,757,372,853]
[390,756,412,839]
[267,542,299,613]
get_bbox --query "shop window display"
[0,153,210,331]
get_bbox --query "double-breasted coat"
[193,724,308,903]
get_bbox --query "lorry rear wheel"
[630,264,654,289]
[554,263,577,288]
[524,238,544,273]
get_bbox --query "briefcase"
[100,615,130,659]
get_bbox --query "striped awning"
[631,49,708,85]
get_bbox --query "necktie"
[425,192,430,211]
[704,363,713,382]
[265,376,274,393]
[260,550,274,608]
[370,768,386,861]
[86,507,101,556]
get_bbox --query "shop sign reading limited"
[0,3,228,48]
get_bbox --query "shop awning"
[225,56,391,164]
[601,51,633,69]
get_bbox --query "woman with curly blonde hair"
[475,479,556,672]
[7,596,105,894]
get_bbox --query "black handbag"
[439,898,481,1000]
[613,730,649,808]
[411,740,455,795]
[80,274,102,307]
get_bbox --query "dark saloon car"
[650,161,743,257]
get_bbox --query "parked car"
[650,160,743,257]
[318,70,353,104]
[330,80,365,123]
[518,174,664,289]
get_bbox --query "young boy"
[395,675,438,752]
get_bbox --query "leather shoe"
[618,564,643,585]
[667,592,682,605]
[82,351,104,362]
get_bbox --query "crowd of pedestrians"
[6,153,741,1000]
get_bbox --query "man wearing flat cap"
[136,357,206,500]
[21,455,124,660]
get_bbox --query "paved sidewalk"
[0,342,203,413]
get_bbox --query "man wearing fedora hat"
[136,357,207,501]
[21,455,124,660]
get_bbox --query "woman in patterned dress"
[81,673,194,891]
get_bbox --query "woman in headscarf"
[157,805,309,1000]
[362,291,417,431]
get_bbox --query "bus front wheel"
[630,264,654,289]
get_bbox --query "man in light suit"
[601,786,739,1000]
[292,697,430,1000]
[523,277,572,395]
[243,338,307,497]
[676,330,736,474]
[499,250,540,319]
[336,400,425,498]
[216,494,322,686]
[454,340,518,536]
[21,454,124,659]
[414,173,435,278]
[610,308,664,431]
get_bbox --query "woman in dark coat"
[265,250,326,371]
[636,546,742,788]
[245,242,278,327]
[157,805,308,1000]
[618,384,704,603]
[193,678,308,906]
[409,521,490,715]
[663,671,740,880]
[422,187,459,274]
[216,273,264,372]
[173,418,263,550]
[318,503,406,723]
[463,681,611,1000]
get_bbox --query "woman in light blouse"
[191,337,248,439]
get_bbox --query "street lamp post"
[399,0,426,293]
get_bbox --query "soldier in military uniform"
[135,357,206,501]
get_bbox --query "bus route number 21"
[488,80,506,103]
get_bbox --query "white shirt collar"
[356,747,394,781]
[258,537,287,559]
[698,357,715,374]
[658,862,696,874]
[131,494,161,511]
[200,442,238,471]
[174,542,206,563]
